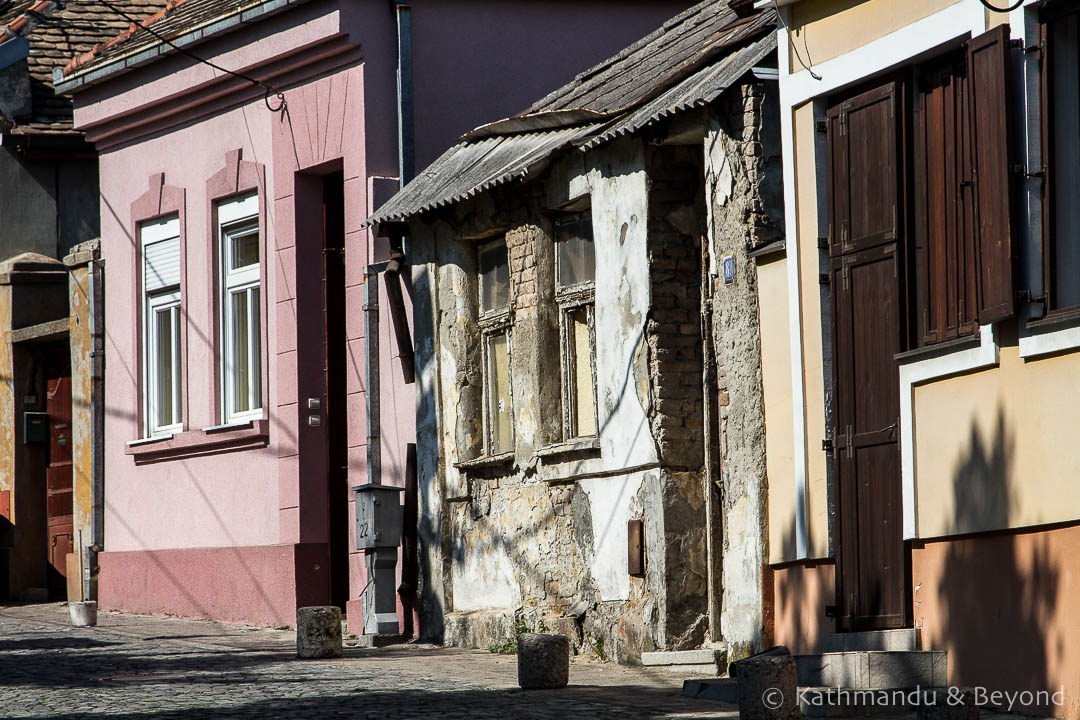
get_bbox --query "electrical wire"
[773,0,822,81]
[96,0,285,112]
[978,0,1024,12]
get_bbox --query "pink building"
[55,0,689,632]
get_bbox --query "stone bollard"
[917,688,979,720]
[69,601,98,627]
[517,633,570,689]
[296,606,343,659]
[735,655,801,720]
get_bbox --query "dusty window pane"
[569,308,596,437]
[556,217,595,289]
[230,227,260,270]
[488,332,513,454]
[479,244,509,312]
[231,290,250,413]
[154,306,174,428]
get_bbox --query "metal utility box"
[23,412,48,444]
[353,483,404,550]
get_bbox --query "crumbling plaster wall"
[705,81,783,657]
[410,137,713,659]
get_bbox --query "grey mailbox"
[353,483,404,550]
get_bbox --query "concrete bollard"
[296,606,343,659]
[68,601,98,627]
[735,655,801,720]
[517,633,570,689]
[917,688,979,720]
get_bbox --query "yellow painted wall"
[67,261,93,601]
[793,102,830,559]
[0,285,12,509]
[914,339,1080,539]
[788,0,963,69]
[760,256,795,564]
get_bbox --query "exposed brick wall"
[645,144,706,470]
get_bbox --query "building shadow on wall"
[771,522,834,655]
[935,407,1060,715]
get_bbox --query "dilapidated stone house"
[370,0,784,665]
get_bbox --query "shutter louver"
[145,236,181,292]
[968,25,1015,324]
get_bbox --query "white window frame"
[217,192,263,425]
[554,214,597,440]
[141,215,183,438]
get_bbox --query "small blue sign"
[722,254,735,284]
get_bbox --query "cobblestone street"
[0,604,737,719]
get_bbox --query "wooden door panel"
[46,377,74,597]
[831,245,907,631]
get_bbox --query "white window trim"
[144,290,183,438]
[218,193,263,425]
[141,215,182,439]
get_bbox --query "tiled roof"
[0,0,164,135]
[60,0,306,82]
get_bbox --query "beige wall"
[793,102,830,559]
[760,256,795,564]
[914,525,1080,720]
[914,337,1080,539]
[788,0,963,69]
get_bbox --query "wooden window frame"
[1038,1,1080,319]
[478,238,514,458]
[554,214,598,441]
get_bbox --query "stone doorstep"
[795,650,947,690]
[642,648,727,676]
[820,629,920,653]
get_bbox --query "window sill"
[536,437,600,460]
[125,419,269,464]
[894,332,982,365]
[1025,307,1080,332]
[1019,309,1080,360]
[453,452,515,471]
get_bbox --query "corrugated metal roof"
[366,0,777,227]
[580,32,776,151]
[368,123,602,226]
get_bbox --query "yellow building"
[763,0,1080,716]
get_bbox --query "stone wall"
[705,81,783,657]
[410,111,773,661]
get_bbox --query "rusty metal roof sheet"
[368,123,602,226]
[580,31,776,150]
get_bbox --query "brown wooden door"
[46,377,74,599]
[832,246,907,630]
[829,81,910,631]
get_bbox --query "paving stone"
[0,604,737,719]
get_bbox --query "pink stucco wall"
[77,0,693,628]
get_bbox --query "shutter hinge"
[816,120,828,135]
[841,219,850,250]
[839,111,847,137]
[819,273,831,287]
[817,237,829,250]
[822,437,834,453]
[842,265,850,290]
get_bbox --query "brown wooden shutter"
[967,25,1015,324]
[829,83,901,258]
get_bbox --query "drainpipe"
[394,1,414,187]
[364,267,382,486]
